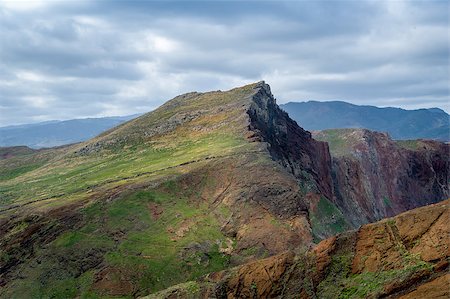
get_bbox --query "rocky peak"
[1,81,449,298]
[247,82,334,201]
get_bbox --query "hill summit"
[0,82,448,298]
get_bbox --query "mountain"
[313,128,449,228]
[280,101,449,141]
[0,82,448,298]
[148,199,449,299]
[0,115,140,148]
[0,82,335,297]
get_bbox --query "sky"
[0,0,448,126]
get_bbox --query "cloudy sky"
[0,0,448,126]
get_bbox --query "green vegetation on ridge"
[316,249,434,298]
[309,197,350,241]
[0,125,249,212]
[1,84,263,298]
[4,180,233,298]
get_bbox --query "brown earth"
[352,200,449,273]
[397,274,450,299]
[1,82,449,298]
[172,155,315,261]
[0,199,86,287]
[146,199,450,298]
[314,129,449,227]
[148,202,164,220]
[92,267,137,296]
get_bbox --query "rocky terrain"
[0,82,332,297]
[146,199,450,299]
[314,129,449,227]
[0,82,448,298]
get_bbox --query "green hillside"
[0,85,256,214]
[1,82,330,298]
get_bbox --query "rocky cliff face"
[246,83,351,240]
[247,83,334,201]
[1,82,448,298]
[314,129,449,227]
[248,90,449,233]
[0,82,337,297]
[146,199,450,299]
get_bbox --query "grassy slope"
[309,196,350,241]
[1,83,351,298]
[314,128,432,157]
[316,241,433,298]
[312,129,365,157]
[0,84,263,298]
[147,200,449,299]
[0,84,256,213]
[5,179,234,298]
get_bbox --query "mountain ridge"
[284,100,447,114]
[0,114,140,149]
[0,82,448,298]
[314,128,448,227]
[2,99,447,150]
[280,101,449,141]
[2,81,329,297]
[145,199,450,299]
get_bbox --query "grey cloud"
[0,0,448,126]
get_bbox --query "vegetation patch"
[54,231,85,247]
[395,140,421,151]
[0,127,248,213]
[310,197,350,241]
[314,129,356,156]
[0,162,46,181]
[317,251,434,299]
[3,178,234,298]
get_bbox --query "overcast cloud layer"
[0,0,448,126]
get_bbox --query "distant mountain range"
[280,101,449,141]
[0,115,139,148]
[1,82,448,298]
[1,100,448,149]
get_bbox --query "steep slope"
[1,82,448,298]
[314,129,449,227]
[0,114,139,148]
[280,101,449,141]
[146,199,450,299]
[0,82,341,298]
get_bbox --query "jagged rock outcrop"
[314,129,449,227]
[248,83,334,201]
[245,83,351,240]
[1,82,448,298]
[248,92,449,234]
[0,82,336,297]
[145,199,450,299]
